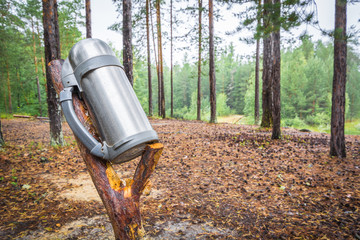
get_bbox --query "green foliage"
[0,0,85,116]
[282,116,306,128]
[217,93,233,116]
[305,112,330,126]
[0,0,359,135]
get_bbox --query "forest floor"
[0,118,359,240]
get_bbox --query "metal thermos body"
[64,39,158,163]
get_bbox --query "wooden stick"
[48,59,163,240]
[13,114,49,120]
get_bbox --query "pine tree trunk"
[170,0,174,118]
[254,0,261,124]
[0,119,4,147]
[255,38,260,123]
[36,23,46,81]
[146,0,152,116]
[6,62,12,114]
[36,76,42,116]
[149,2,160,116]
[32,20,42,116]
[156,0,165,119]
[42,0,64,146]
[197,0,202,121]
[86,0,92,38]
[260,0,272,128]
[271,0,281,139]
[209,0,216,123]
[16,67,21,108]
[330,0,347,158]
[123,0,133,86]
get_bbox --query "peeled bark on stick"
[49,59,163,240]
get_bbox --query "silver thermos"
[60,38,158,164]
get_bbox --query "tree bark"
[271,0,281,139]
[85,0,92,38]
[330,0,347,158]
[146,0,152,116]
[156,0,165,118]
[209,0,216,123]
[123,0,133,86]
[260,0,272,128]
[42,0,64,146]
[36,23,46,81]
[197,0,202,121]
[49,60,164,240]
[149,1,160,116]
[254,0,261,124]
[0,119,4,148]
[6,61,12,114]
[170,0,174,118]
[16,67,21,108]
[32,20,42,116]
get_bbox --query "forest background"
[1,0,360,135]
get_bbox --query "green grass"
[287,120,360,135]
[218,115,360,136]
[0,113,14,119]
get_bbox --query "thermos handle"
[59,87,109,159]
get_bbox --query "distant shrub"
[282,116,306,128]
[305,112,330,126]
[217,93,233,117]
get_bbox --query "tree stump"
[48,59,163,240]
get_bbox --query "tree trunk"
[254,0,261,124]
[42,0,64,146]
[170,0,174,118]
[271,0,281,139]
[49,60,164,240]
[209,0,216,123]
[36,76,42,116]
[6,62,12,114]
[123,0,133,86]
[260,0,272,128]
[86,0,92,38]
[146,0,152,116]
[149,2,160,116]
[330,0,347,158]
[32,20,42,116]
[156,0,165,118]
[16,67,21,108]
[197,0,202,121]
[0,119,4,148]
[36,23,46,81]
[254,37,260,124]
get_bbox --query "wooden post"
[48,59,163,240]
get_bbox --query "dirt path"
[1,118,359,239]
